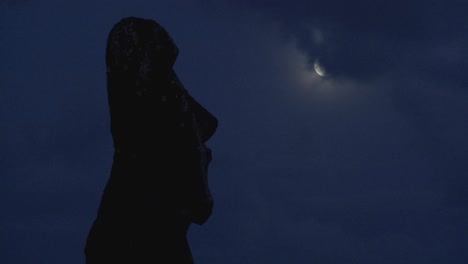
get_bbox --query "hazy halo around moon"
[314,59,326,77]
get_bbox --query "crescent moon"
[314,59,326,77]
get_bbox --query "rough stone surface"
[84,17,218,263]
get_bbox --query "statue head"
[105,17,217,149]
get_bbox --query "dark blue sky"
[1,0,467,263]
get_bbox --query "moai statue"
[84,17,218,264]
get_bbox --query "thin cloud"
[208,0,468,87]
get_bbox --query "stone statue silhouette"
[84,17,218,263]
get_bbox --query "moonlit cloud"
[309,26,325,46]
[260,33,369,108]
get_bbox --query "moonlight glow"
[314,59,326,77]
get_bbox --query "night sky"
[1,0,467,263]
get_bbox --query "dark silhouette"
[84,17,218,263]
